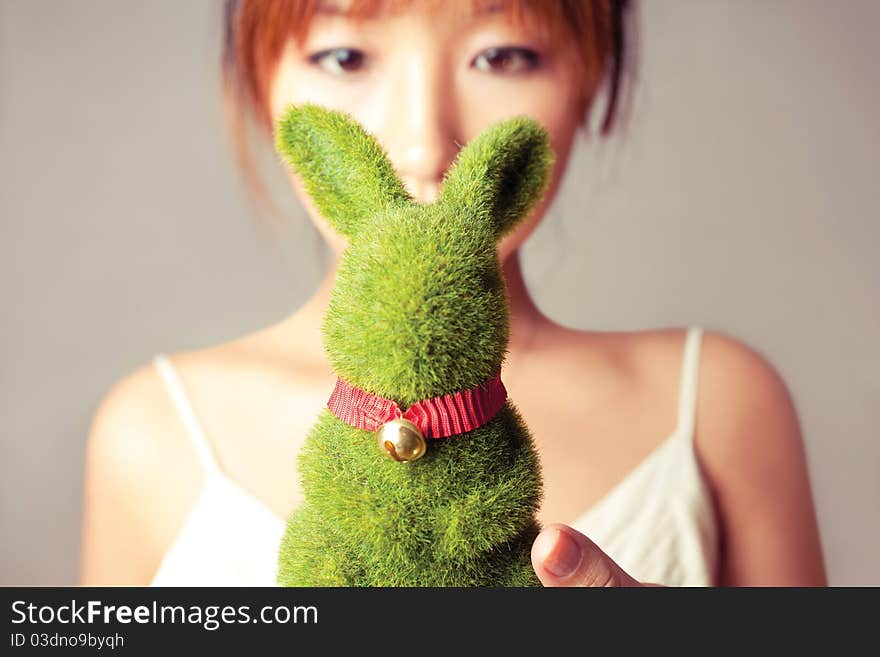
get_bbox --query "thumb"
[531,523,643,587]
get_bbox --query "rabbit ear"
[275,103,412,237]
[437,116,554,241]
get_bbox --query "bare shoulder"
[79,329,327,587]
[677,328,826,585]
[80,357,204,586]
[592,325,824,584]
[690,328,805,488]
[608,325,805,461]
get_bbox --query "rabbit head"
[275,103,554,407]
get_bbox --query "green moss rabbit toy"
[274,103,554,586]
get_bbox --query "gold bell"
[377,418,426,462]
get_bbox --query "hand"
[531,523,655,587]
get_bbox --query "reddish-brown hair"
[222,0,633,218]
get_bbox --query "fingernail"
[539,528,582,578]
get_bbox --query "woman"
[79,0,827,586]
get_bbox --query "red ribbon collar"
[326,372,507,439]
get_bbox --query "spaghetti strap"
[152,353,223,481]
[674,326,703,441]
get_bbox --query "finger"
[531,523,643,587]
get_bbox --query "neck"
[500,251,547,351]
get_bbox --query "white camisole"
[149,326,717,587]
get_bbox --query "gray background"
[1,0,877,585]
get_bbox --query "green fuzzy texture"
[274,103,554,586]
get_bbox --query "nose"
[377,50,461,204]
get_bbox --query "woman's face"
[267,3,585,262]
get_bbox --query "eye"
[307,47,367,75]
[471,46,540,74]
